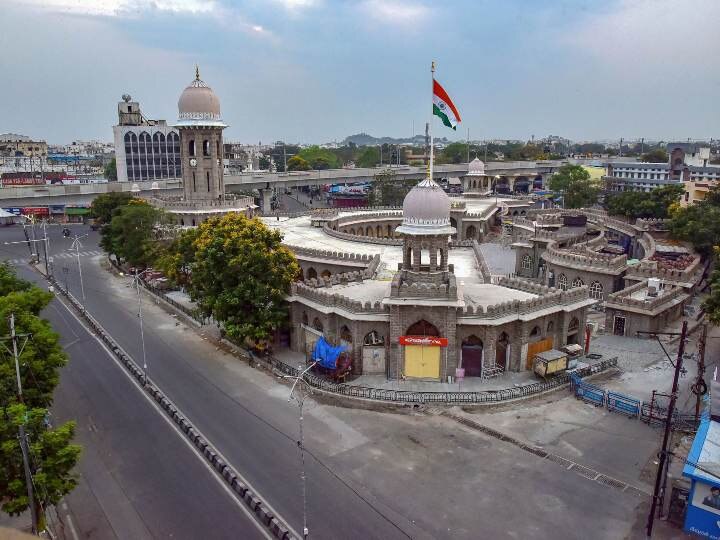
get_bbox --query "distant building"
[112,96,181,183]
[604,142,720,198]
[0,133,47,158]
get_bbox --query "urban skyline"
[2,0,719,144]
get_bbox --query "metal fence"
[272,357,618,405]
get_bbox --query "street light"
[283,361,318,540]
[69,234,88,303]
[130,269,151,386]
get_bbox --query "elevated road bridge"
[0,160,565,208]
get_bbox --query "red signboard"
[21,207,49,216]
[399,335,448,347]
[1,177,47,186]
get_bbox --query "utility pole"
[693,323,708,424]
[40,220,49,276]
[619,137,624,158]
[467,127,470,163]
[3,313,39,535]
[131,269,149,385]
[641,137,645,156]
[646,320,688,539]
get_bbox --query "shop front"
[21,207,49,218]
[65,206,91,223]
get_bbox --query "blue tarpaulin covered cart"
[311,337,353,382]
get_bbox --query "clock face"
[190,158,197,167]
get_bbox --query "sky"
[1,0,719,145]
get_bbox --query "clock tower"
[175,66,227,201]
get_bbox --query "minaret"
[175,67,227,201]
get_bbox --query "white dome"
[175,67,226,128]
[467,157,485,176]
[395,178,455,236]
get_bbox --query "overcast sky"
[1,0,719,145]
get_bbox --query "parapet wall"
[287,245,376,263]
[543,243,627,273]
[606,280,685,311]
[291,281,388,314]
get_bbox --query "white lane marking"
[53,296,278,540]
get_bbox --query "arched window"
[312,318,324,332]
[307,267,317,280]
[320,269,331,279]
[466,225,476,240]
[301,312,308,326]
[203,140,210,157]
[568,317,579,332]
[189,139,196,157]
[521,254,533,270]
[406,320,440,336]
[363,331,384,345]
[529,325,541,338]
[558,273,568,290]
[547,320,554,333]
[589,281,603,300]
[340,325,352,343]
[572,277,584,288]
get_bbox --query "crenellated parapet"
[626,257,703,285]
[606,279,685,311]
[635,218,670,232]
[291,281,388,314]
[390,271,458,299]
[323,224,403,245]
[543,242,627,272]
[471,240,491,282]
[287,245,376,263]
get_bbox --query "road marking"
[53,295,278,540]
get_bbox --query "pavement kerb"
[44,274,302,540]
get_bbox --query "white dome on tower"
[395,178,455,236]
[467,157,485,176]
[175,67,227,128]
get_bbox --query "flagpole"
[429,61,435,181]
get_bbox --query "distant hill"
[342,132,449,146]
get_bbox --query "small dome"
[467,157,485,175]
[176,67,226,127]
[396,178,455,236]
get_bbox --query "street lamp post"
[283,361,318,540]
[130,269,151,386]
[69,234,88,304]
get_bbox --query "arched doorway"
[533,175,543,190]
[340,325,352,346]
[496,177,510,194]
[307,267,317,280]
[567,317,580,344]
[514,177,530,193]
[461,335,483,377]
[450,217,458,237]
[496,332,510,370]
[465,225,477,240]
[404,320,441,379]
[312,317,324,332]
[320,269,332,279]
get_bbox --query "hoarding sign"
[399,335,448,347]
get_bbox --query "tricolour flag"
[433,79,461,130]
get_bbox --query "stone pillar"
[517,324,531,372]
[261,188,273,214]
[444,308,458,380]
[412,246,421,271]
[429,246,438,271]
[388,306,402,380]
[403,245,411,269]
[484,327,497,371]
[440,247,448,270]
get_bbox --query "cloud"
[563,0,720,71]
[360,0,430,25]
[13,0,217,17]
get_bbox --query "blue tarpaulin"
[311,336,347,369]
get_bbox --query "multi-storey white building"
[112,96,181,183]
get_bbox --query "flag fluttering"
[432,79,461,130]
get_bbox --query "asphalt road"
[1,226,268,540]
[2,224,413,540]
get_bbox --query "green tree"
[287,156,310,171]
[548,164,599,208]
[297,146,340,169]
[0,265,80,524]
[437,142,469,164]
[189,214,299,347]
[669,197,720,255]
[100,201,164,267]
[103,158,117,182]
[367,170,415,207]
[641,149,669,163]
[356,147,380,168]
[90,192,136,225]
[607,185,683,219]
[156,228,199,288]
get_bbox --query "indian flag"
[433,79,461,130]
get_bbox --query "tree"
[0,265,80,524]
[356,147,380,168]
[607,184,683,219]
[641,149,668,163]
[297,146,339,170]
[367,170,415,207]
[103,158,117,182]
[287,156,310,171]
[669,195,720,255]
[258,156,271,170]
[156,228,199,288]
[547,164,599,208]
[189,214,299,347]
[100,201,164,267]
[437,142,469,164]
[90,192,136,225]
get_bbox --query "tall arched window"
[521,255,533,271]
[364,331,384,345]
[589,281,603,300]
[572,277,585,288]
[558,273,568,290]
[189,139,196,157]
[206,171,211,192]
[203,140,210,157]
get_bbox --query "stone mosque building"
[286,178,595,381]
